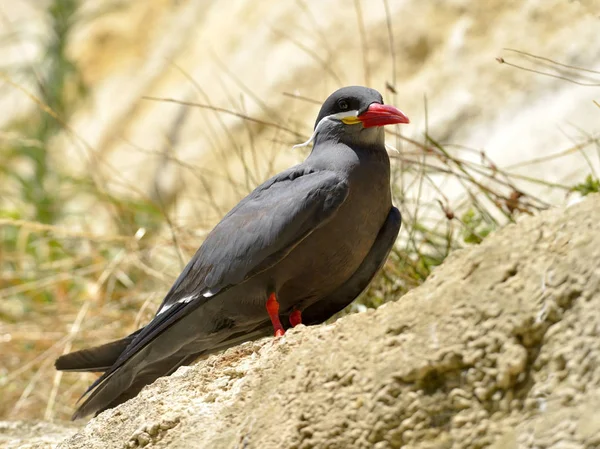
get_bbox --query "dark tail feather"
[71,324,273,419]
[71,351,193,420]
[90,353,199,418]
[55,329,143,372]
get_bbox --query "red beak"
[357,103,410,128]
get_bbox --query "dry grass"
[1,2,599,422]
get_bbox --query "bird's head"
[300,86,409,149]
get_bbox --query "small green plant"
[571,174,600,197]
[1,0,86,224]
[461,208,495,244]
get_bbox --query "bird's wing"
[73,166,349,417]
[301,206,401,324]
[155,165,349,313]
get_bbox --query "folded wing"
[66,166,349,418]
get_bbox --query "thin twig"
[142,96,306,139]
[496,57,600,86]
[269,27,343,85]
[353,0,371,86]
[282,91,321,105]
[44,298,91,420]
[503,48,600,75]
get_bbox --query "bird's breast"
[273,157,391,310]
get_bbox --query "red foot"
[266,292,285,337]
[289,309,302,328]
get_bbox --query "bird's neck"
[307,139,390,179]
[313,125,385,149]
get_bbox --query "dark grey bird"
[56,86,409,419]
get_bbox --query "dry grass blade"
[353,0,371,86]
[0,72,101,185]
[269,27,344,86]
[45,298,91,420]
[496,53,600,87]
[142,96,306,139]
[503,48,600,75]
[0,218,134,242]
[282,91,321,105]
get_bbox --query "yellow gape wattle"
[341,115,361,125]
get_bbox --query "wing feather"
[73,166,349,416]
[159,166,348,310]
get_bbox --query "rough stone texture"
[30,194,597,448]
[0,421,79,449]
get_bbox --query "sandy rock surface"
[0,421,80,449]
[23,194,595,449]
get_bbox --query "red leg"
[266,292,285,337]
[289,309,302,328]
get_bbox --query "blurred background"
[0,0,599,421]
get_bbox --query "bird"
[55,85,409,419]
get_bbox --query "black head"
[292,86,408,150]
[314,86,384,129]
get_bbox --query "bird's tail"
[68,323,273,418]
[55,328,143,372]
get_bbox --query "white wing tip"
[156,293,199,315]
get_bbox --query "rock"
[43,194,600,448]
[0,421,79,449]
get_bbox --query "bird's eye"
[338,100,348,110]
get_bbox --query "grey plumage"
[56,86,409,419]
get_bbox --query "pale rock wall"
[3,1,599,228]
